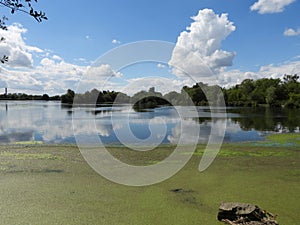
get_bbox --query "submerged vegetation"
[0,134,299,225]
[265,133,300,145]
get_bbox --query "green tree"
[132,87,170,110]
[227,86,243,106]
[252,78,281,105]
[61,89,75,104]
[283,74,299,83]
[114,92,130,104]
[164,91,184,106]
[181,82,208,106]
[265,86,277,106]
[282,74,300,94]
[240,79,255,103]
[41,94,50,101]
[285,93,300,108]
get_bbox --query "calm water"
[0,101,299,145]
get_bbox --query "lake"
[0,101,299,145]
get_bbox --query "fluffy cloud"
[169,9,236,80]
[35,60,124,94]
[2,56,80,94]
[112,39,121,44]
[284,28,300,36]
[0,23,124,95]
[0,23,43,68]
[86,64,123,79]
[3,59,123,95]
[218,60,300,88]
[112,77,193,96]
[258,60,300,77]
[76,64,123,92]
[52,55,63,61]
[0,66,44,92]
[218,70,260,88]
[250,0,295,14]
[157,63,166,69]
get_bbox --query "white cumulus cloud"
[218,59,300,88]
[112,39,121,44]
[86,64,123,79]
[76,64,123,93]
[157,63,166,68]
[114,77,193,96]
[0,23,126,95]
[258,60,300,78]
[52,55,63,61]
[169,9,236,80]
[0,23,43,68]
[284,28,300,36]
[250,0,295,14]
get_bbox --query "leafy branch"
[0,0,47,64]
[0,0,47,22]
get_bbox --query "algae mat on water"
[0,141,299,225]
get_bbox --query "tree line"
[0,92,60,101]
[61,74,299,109]
[224,74,300,108]
[2,74,299,108]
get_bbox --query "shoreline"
[1,132,299,147]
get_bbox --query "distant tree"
[114,92,130,104]
[285,93,300,108]
[131,87,163,104]
[132,87,170,110]
[60,74,300,108]
[0,0,47,63]
[226,85,243,106]
[41,93,50,101]
[61,89,75,104]
[240,79,255,102]
[67,89,130,105]
[164,91,184,106]
[90,89,100,103]
[224,76,297,107]
[283,74,299,83]
[50,95,61,101]
[253,78,281,104]
[282,74,300,96]
[181,82,207,106]
[265,86,277,106]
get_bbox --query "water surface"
[0,101,299,145]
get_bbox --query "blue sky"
[0,0,300,95]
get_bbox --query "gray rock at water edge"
[218,202,279,225]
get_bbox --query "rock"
[218,202,279,225]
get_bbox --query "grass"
[15,141,44,145]
[0,136,299,225]
[265,133,300,145]
[0,152,63,160]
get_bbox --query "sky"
[0,0,299,95]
